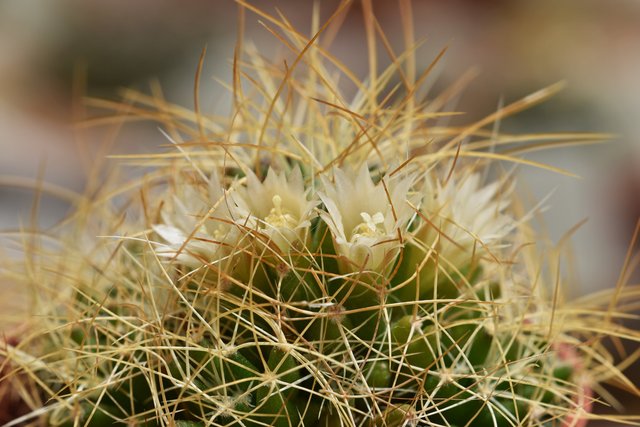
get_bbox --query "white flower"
[417,173,513,270]
[153,171,244,269]
[230,166,317,254]
[318,165,417,274]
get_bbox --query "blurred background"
[1,0,639,419]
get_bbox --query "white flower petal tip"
[318,165,419,274]
[152,224,187,246]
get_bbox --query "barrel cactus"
[1,2,637,427]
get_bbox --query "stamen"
[213,226,227,240]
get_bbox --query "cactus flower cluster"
[1,2,638,427]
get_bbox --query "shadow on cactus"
[1,1,639,427]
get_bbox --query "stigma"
[265,194,297,228]
[351,211,385,241]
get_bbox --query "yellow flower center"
[351,211,385,241]
[264,194,297,228]
[212,226,228,241]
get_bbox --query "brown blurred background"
[1,0,639,421]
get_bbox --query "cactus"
[1,2,638,427]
